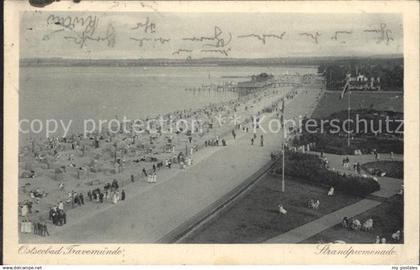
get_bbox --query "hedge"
[274,152,380,196]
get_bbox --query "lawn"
[361,161,404,180]
[182,174,361,243]
[302,195,404,244]
[311,91,403,119]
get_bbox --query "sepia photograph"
[3,0,419,265]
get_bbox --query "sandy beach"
[19,74,323,243]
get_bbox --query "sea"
[19,65,317,140]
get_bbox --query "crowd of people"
[20,178,128,237]
[49,207,67,226]
[87,179,126,204]
[205,137,227,147]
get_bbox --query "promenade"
[21,85,322,243]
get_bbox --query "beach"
[18,68,323,243]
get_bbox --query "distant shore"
[20,55,403,67]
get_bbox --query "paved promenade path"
[266,153,403,243]
[22,86,322,243]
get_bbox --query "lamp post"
[281,140,285,193]
[347,90,351,147]
[280,108,288,193]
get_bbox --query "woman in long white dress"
[112,192,118,204]
[20,220,26,233]
[58,201,64,210]
[21,204,28,217]
[21,219,32,233]
[27,220,32,233]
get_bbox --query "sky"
[20,11,403,59]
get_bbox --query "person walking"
[49,207,54,221]
[260,134,264,147]
[57,209,66,225]
[71,191,75,208]
[112,192,118,204]
[356,162,361,174]
[33,222,39,235]
[21,204,28,217]
[79,193,84,205]
[60,210,67,225]
[75,195,81,207]
[251,137,254,145]
[42,222,50,236]
[121,190,126,201]
[95,191,100,202]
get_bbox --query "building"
[237,73,275,96]
[346,73,381,91]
